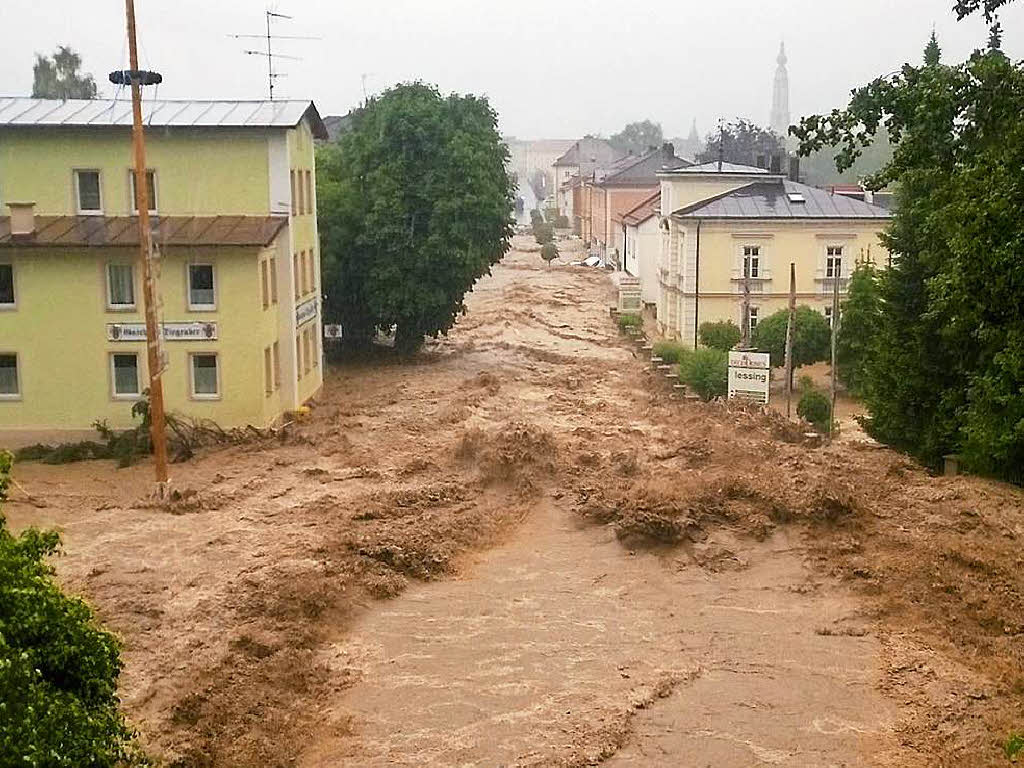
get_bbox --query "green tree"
[836,263,882,395]
[609,120,663,156]
[792,7,1024,481]
[751,306,832,369]
[924,29,942,65]
[698,320,741,351]
[317,83,513,352]
[0,451,145,766]
[697,120,784,166]
[540,242,558,265]
[32,46,98,100]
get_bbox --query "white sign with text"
[727,350,770,404]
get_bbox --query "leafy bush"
[1004,732,1024,761]
[0,451,146,766]
[555,214,570,229]
[653,340,689,365]
[680,347,728,401]
[530,209,543,227]
[751,305,832,369]
[540,242,559,265]
[836,263,882,395]
[798,387,832,432]
[617,313,642,330]
[698,320,741,351]
[533,222,554,245]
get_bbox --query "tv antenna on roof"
[229,10,319,100]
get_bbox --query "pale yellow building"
[0,97,327,446]
[654,162,891,346]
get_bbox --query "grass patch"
[1005,732,1024,761]
[617,313,642,331]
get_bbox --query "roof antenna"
[229,10,319,100]
[717,118,725,172]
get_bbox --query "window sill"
[112,393,142,401]
[188,305,217,313]
[190,394,222,401]
[0,304,16,311]
[107,305,138,313]
[0,394,22,401]
[77,210,105,217]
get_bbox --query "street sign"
[728,350,770,404]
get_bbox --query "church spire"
[770,41,790,139]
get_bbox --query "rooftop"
[660,161,771,176]
[0,97,327,138]
[0,215,289,248]
[673,180,892,220]
[619,191,661,226]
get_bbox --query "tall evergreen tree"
[924,29,942,65]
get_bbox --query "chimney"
[788,156,800,182]
[8,202,36,240]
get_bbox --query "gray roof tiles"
[673,180,892,220]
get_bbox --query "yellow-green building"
[0,97,327,446]
[654,162,892,346]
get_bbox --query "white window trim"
[105,262,137,311]
[110,352,142,400]
[188,352,222,400]
[128,168,158,214]
[74,169,104,215]
[733,242,772,281]
[0,262,15,310]
[0,352,21,400]
[187,263,217,311]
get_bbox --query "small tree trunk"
[394,322,424,355]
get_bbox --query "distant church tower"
[770,41,790,138]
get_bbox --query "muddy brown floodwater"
[6,238,1023,767]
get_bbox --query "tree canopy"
[317,83,513,352]
[751,306,831,369]
[609,120,663,156]
[793,7,1024,481]
[835,263,883,395]
[697,120,784,167]
[32,46,97,100]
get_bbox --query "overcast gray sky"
[3,0,1023,141]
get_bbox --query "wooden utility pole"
[829,261,841,440]
[741,254,752,348]
[783,262,796,417]
[124,0,170,493]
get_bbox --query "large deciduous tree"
[751,306,832,370]
[317,83,514,352]
[609,120,664,156]
[792,5,1024,481]
[32,46,97,100]
[697,120,784,167]
[835,263,883,396]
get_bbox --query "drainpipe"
[694,219,701,348]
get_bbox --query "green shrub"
[0,451,146,766]
[540,242,559,264]
[798,387,832,431]
[653,340,689,365]
[617,313,642,330]
[752,305,832,368]
[533,222,554,245]
[680,347,728,401]
[698,320,741,352]
[1004,732,1024,760]
[530,209,543,227]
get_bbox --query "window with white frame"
[74,170,103,214]
[743,245,760,278]
[824,305,834,328]
[188,264,215,309]
[129,169,157,214]
[0,264,14,307]
[190,353,220,398]
[111,353,140,398]
[269,255,278,304]
[826,245,844,278]
[106,263,135,309]
[0,354,19,397]
[748,306,759,333]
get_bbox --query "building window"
[309,250,317,295]
[190,353,220,398]
[311,328,319,368]
[264,346,273,396]
[75,170,103,214]
[0,354,19,398]
[130,169,157,213]
[106,263,135,309]
[743,245,760,278]
[272,340,281,390]
[748,306,759,333]
[290,170,297,216]
[293,253,300,300]
[188,264,216,310]
[824,305,834,328]
[826,245,843,279]
[0,264,14,307]
[303,328,312,374]
[261,259,270,310]
[269,255,278,304]
[296,332,303,377]
[111,353,140,398]
[305,170,313,214]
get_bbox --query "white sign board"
[323,324,343,339]
[108,322,218,342]
[296,298,318,328]
[728,350,770,404]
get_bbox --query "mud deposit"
[7,238,1023,767]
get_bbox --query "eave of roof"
[619,191,661,226]
[0,215,289,248]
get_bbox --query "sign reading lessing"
[107,322,218,342]
[296,298,318,328]
[727,350,770,404]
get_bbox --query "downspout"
[694,219,701,349]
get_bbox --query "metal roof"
[661,161,770,175]
[0,215,289,247]
[673,180,892,220]
[0,97,327,138]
